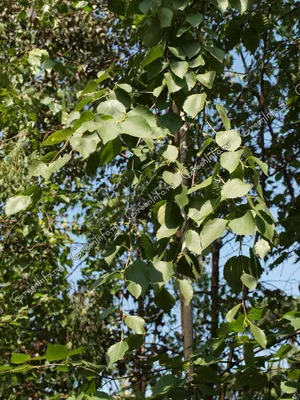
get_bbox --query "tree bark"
[211,238,222,338]
[173,103,194,370]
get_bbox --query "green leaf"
[241,273,257,290]
[224,255,263,293]
[152,375,177,396]
[254,238,271,258]
[46,344,69,362]
[187,12,203,27]
[97,100,126,120]
[197,71,216,89]
[283,312,300,330]
[220,149,243,173]
[221,179,252,199]
[138,235,155,261]
[11,353,31,365]
[70,135,99,160]
[82,80,98,95]
[127,281,142,299]
[44,154,71,180]
[216,129,241,151]
[199,218,227,251]
[247,156,269,176]
[158,113,183,134]
[250,324,267,349]
[178,279,193,304]
[185,229,202,255]
[216,104,231,130]
[97,117,121,144]
[28,160,48,177]
[149,260,173,285]
[124,315,146,334]
[99,137,122,165]
[107,0,125,15]
[225,304,241,322]
[228,211,255,235]
[42,128,72,147]
[162,145,179,162]
[205,46,225,63]
[240,0,251,14]
[154,287,176,312]
[217,0,228,12]
[158,8,173,27]
[5,196,32,216]
[183,93,207,118]
[182,41,201,59]
[142,44,165,67]
[188,199,216,225]
[106,341,129,368]
[187,177,213,194]
[126,260,150,297]
[162,171,182,188]
[189,54,205,68]
[164,72,184,93]
[170,61,189,79]
[121,116,152,138]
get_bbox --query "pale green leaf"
[162,145,179,162]
[149,260,173,285]
[183,93,207,118]
[164,72,183,93]
[97,100,126,120]
[254,238,271,258]
[221,179,252,199]
[225,303,241,322]
[240,0,251,14]
[187,176,213,194]
[106,341,129,368]
[70,136,99,159]
[247,156,269,176]
[216,130,241,151]
[197,71,216,89]
[228,211,255,235]
[250,324,267,348]
[205,46,225,63]
[217,0,228,12]
[170,61,189,79]
[162,171,182,188]
[220,150,243,173]
[124,315,146,335]
[142,44,165,67]
[189,54,205,68]
[97,117,121,144]
[199,218,227,250]
[184,229,202,255]
[241,273,257,290]
[178,279,193,304]
[121,116,153,138]
[5,196,32,216]
[216,104,231,130]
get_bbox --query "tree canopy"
[0,1,299,399]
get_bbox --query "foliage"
[0,0,299,399]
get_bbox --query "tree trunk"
[173,103,194,372]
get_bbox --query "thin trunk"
[173,102,194,371]
[211,238,222,338]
